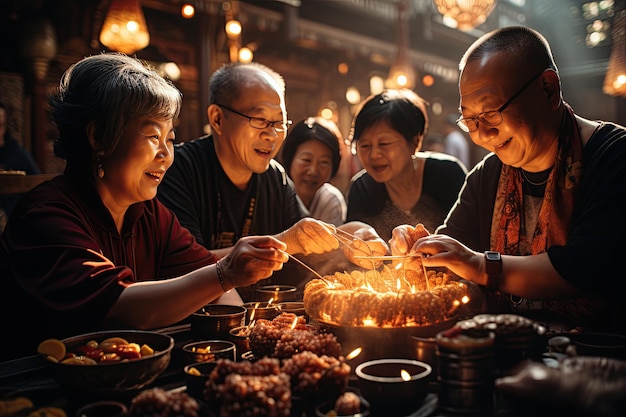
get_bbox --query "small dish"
[189,304,246,340]
[255,285,297,303]
[76,400,127,417]
[181,340,236,364]
[355,358,431,416]
[228,326,251,360]
[242,302,280,324]
[183,361,217,402]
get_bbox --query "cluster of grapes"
[248,313,310,358]
[273,329,342,359]
[281,351,350,398]
[334,391,362,415]
[205,358,290,417]
[207,357,281,388]
[217,373,291,417]
[128,387,199,417]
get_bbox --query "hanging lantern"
[433,0,497,31]
[18,17,58,81]
[603,10,626,97]
[99,0,150,55]
[386,0,415,89]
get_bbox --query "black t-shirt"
[158,135,307,301]
[438,123,626,307]
[158,135,306,247]
[347,152,467,237]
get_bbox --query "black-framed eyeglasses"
[456,69,547,133]
[216,104,292,133]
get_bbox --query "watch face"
[486,251,501,261]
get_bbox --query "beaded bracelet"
[216,260,228,292]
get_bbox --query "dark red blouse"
[0,174,217,360]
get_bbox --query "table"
[0,322,530,417]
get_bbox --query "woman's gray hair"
[51,53,182,171]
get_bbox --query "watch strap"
[484,251,502,292]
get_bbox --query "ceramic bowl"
[570,332,626,359]
[75,400,127,417]
[228,325,251,360]
[277,301,307,320]
[183,361,217,402]
[254,285,297,303]
[189,304,246,340]
[242,302,280,324]
[52,330,174,398]
[355,358,431,416]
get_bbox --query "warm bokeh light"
[338,62,349,75]
[225,20,242,37]
[369,75,384,95]
[159,62,181,81]
[239,47,253,63]
[181,3,195,18]
[320,107,334,120]
[345,86,360,104]
[422,74,435,87]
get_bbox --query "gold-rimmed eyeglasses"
[456,69,547,133]
[216,104,292,133]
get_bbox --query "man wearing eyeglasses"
[158,62,387,302]
[390,26,626,334]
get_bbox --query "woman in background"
[347,89,467,241]
[280,116,347,225]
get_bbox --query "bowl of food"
[38,330,174,398]
[190,304,246,340]
[255,285,297,303]
[277,301,307,320]
[181,340,236,364]
[242,302,280,325]
[355,358,431,416]
[184,361,218,401]
[570,332,626,359]
[228,325,252,360]
[75,400,128,417]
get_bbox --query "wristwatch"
[484,251,502,292]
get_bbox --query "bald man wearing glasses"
[158,62,387,303]
[390,26,626,334]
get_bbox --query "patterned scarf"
[489,103,603,328]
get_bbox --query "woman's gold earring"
[96,151,105,179]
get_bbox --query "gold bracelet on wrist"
[216,260,228,292]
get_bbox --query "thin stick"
[419,253,431,291]
[283,251,331,286]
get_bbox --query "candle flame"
[346,347,362,360]
[363,318,376,326]
[461,295,470,304]
[400,369,411,381]
[290,316,298,329]
[396,279,401,290]
[395,262,403,270]
[267,297,274,305]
